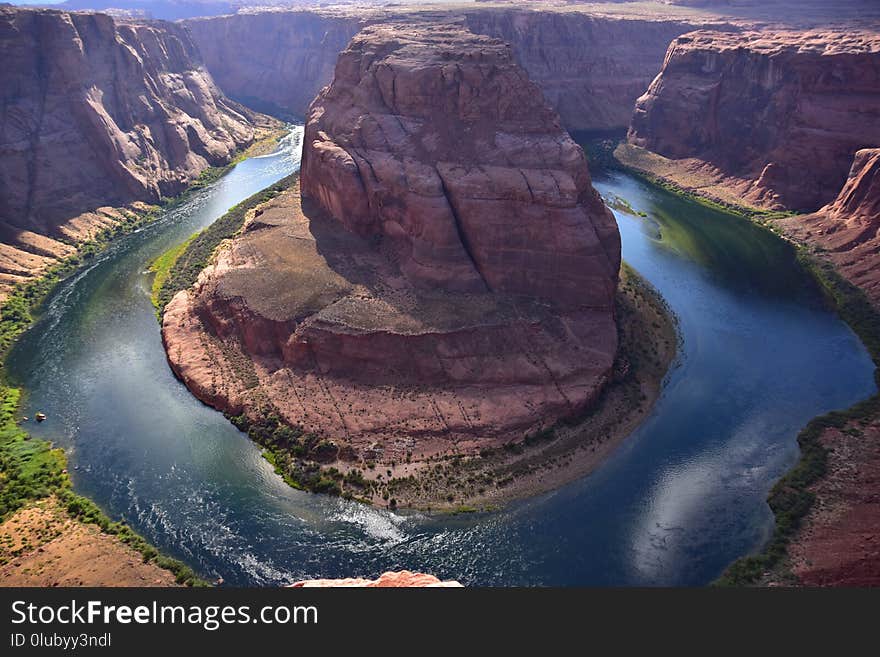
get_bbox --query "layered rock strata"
[183,11,365,120]
[163,24,621,467]
[0,7,255,295]
[628,29,880,211]
[185,7,715,132]
[462,10,704,131]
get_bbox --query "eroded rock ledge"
[290,571,462,587]
[162,23,621,488]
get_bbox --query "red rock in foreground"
[162,24,620,481]
[290,571,462,588]
[628,29,880,212]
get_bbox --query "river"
[7,130,876,586]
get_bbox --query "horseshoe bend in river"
[7,129,876,586]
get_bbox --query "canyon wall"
[183,11,365,120]
[185,8,710,132]
[463,10,702,132]
[0,7,255,295]
[163,23,621,477]
[780,148,880,305]
[628,29,880,211]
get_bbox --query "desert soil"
[0,496,179,587]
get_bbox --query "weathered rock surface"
[0,7,255,295]
[779,148,880,305]
[787,416,880,587]
[163,24,620,468]
[628,29,880,211]
[301,24,620,306]
[290,570,462,587]
[183,11,365,120]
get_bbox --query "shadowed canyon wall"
[183,11,365,120]
[462,9,703,132]
[185,8,707,131]
[780,148,880,305]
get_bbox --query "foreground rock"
[163,24,621,504]
[627,29,880,211]
[290,571,462,588]
[0,7,255,297]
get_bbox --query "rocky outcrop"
[183,11,365,120]
[0,7,255,294]
[463,10,703,132]
[628,29,880,211]
[779,148,880,305]
[162,24,620,479]
[300,23,620,307]
[290,571,462,587]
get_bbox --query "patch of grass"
[0,388,66,520]
[155,172,298,317]
[149,236,195,311]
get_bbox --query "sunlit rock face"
[0,6,254,232]
[290,571,463,587]
[628,29,880,211]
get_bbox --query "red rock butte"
[162,23,621,463]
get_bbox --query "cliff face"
[780,148,880,305]
[183,11,365,120]
[0,7,254,295]
[184,8,711,133]
[628,30,880,211]
[300,23,621,307]
[290,571,462,587]
[0,8,255,231]
[463,10,700,132]
[163,24,620,477]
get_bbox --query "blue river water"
[7,132,876,585]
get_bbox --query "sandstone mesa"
[162,22,621,472]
